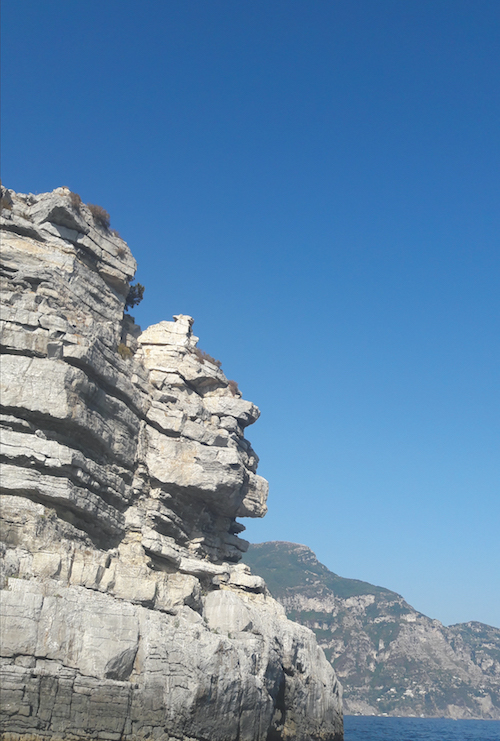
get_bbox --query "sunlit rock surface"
[0,186,343,741]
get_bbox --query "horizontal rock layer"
[0,187,343,741]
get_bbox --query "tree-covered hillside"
[243,542,500,720]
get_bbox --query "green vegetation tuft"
[125,283,144,310]
[117,342,133,360]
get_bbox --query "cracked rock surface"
[0,186,343,741]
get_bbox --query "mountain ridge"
[243,541,500,720]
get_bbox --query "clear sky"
[2,0,499,628]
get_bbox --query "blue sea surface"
[343,716,500,741]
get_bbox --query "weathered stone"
[0,186,343,741]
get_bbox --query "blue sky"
[2,0,499,628]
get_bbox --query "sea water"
[343,715,500,741]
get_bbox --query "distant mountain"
[243,541,500,720]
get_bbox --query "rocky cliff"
[243,542,500,721]
[0,186,343,741]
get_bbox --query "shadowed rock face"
[0,187,343,741]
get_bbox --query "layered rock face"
[0,187,343,741]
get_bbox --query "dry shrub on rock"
[69,191,82,210]
[87,203,110,230]
[227,380,240,397]
[193,347,222,368]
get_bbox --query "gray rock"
[0,187,343,741]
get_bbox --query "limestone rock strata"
[0,187,343,741]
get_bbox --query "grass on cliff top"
[243,541,396,600]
